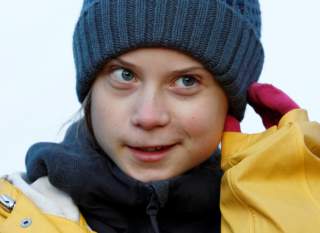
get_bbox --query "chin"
[128,169,180,183]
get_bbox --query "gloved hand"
[224,83,300,131]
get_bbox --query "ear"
[224,115,241,132]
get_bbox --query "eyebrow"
[110,58,207,75]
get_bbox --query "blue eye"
[175,76,198,88]
[113,68,135,82]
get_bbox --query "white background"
[0,1,319,174]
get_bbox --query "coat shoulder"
[0,174,95,233]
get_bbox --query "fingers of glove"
[248,83,299,115]
[224,115,241,132]
[251,103,284,128]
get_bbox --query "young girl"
[1,0,319,233]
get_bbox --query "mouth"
[126,144,177,163]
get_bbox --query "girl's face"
[91,48,228,182]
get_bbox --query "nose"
[130,91,170,130]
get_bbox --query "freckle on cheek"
[185,116,204,133]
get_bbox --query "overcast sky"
[1,1,319,175]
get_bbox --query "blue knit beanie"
[73,0,264,120]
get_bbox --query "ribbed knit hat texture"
[73,0,264,120]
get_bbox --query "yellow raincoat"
[221,109,320,232]
[0,178,95,233]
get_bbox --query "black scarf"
[25,120,222,233]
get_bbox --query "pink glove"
[224,83,300,131]
[224,115,242,132]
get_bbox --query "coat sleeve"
[220,109,320,233]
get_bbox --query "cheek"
[183,114,210,136]
[91,92,127,149]
[177,99,226,140]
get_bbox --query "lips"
[135,146,171,152]
[127,144,176,162]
